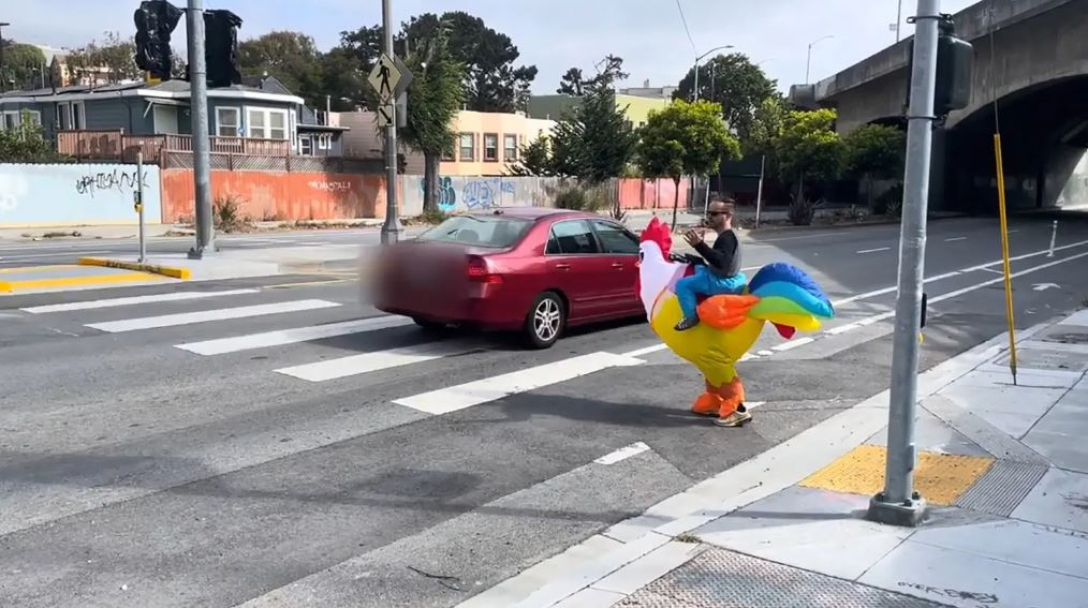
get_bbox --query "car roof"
[464,207,598,221]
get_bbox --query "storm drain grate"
[956,460,1049,517]
[619,549,949,607]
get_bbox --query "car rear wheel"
[524,292,564,349]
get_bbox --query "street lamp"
[0,22,10,94]
[805,35,834,84]
[692,44,733,101]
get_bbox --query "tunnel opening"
[944,75,1088,215]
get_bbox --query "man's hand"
[683,229,703,248]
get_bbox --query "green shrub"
[788,197,819,226]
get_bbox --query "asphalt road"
[0,216,1085,607]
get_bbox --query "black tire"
[413,317,447,334]
[524,292,565,349]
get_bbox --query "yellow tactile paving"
[799,444,994,506]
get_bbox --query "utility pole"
[379,0,401,245]
[867,0,941,528]
[0,22,9,94]
[186,0,215,259]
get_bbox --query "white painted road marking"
[945,236,968,242]
[22,289,259,314]
[857,247,891,254]
[595,442,651,465]
[771,337,815,352]
[622,343,669,358]
[276,340,482,382]
[176,315,412,355]
[394,352,645,415]
[85,299,341,333]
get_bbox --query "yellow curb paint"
[799,444,994,506]
[0,272,166,293]
[0,265,79,274]
[79,257,191,280]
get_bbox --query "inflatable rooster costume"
[637,217,835,426]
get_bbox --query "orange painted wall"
[616,178,690,210]
[160,169,393,223]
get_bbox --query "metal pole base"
[186,244,218,260]
[867,492,927,527]
[380,219,402,245]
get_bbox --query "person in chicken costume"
[637,216,835,427]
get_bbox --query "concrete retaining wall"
[0,163,162,227]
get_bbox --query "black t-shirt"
[694,230,741,277]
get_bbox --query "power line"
[674,0,697,52]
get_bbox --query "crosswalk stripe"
[20,289,259,314]
[85,299,341,333]
[393,351,645,415]
[176,315,413,355]
[275,340,484,382]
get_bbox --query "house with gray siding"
[0,77,348,157]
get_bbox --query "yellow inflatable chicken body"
[637,217,835,425]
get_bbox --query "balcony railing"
[57,130,292,163]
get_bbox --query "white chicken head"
[637,217,686,319]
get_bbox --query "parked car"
[371,208,644,348]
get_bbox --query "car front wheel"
[525,292,564,349]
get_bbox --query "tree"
[508,134,553,176]
[775,108,845,205]
[401,12,537,112]
[557,54,628,95]
[398,21,465,213]
[548,82,636,183]
[637,99,741,228]
[238,31,325,106]
[67,32,141,84]
[674,53,776,147]
[0,111,62,163]
[844,123,906,211]
[1,42,47,90]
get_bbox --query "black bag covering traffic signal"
[204,10,243,88]
[905,14,975,119]
[134,0,183,81]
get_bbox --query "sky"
[7,0,979,94]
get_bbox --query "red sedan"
[371,208,645,348]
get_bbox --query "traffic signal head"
[905,14,975,120]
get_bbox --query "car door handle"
[554,263,571,270]
[611,262,624,269]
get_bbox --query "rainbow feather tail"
[747,263,835,338]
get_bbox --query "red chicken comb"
[640,217,672,258]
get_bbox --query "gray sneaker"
[714,407,752,428]
[675,316,700,331]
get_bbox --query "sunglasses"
[707,211,727,217]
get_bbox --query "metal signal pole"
[187,0,215,258]
[379,0,402,245]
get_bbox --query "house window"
[483,133,498,162]
[316,134,332,151]
[58,102,70,129]
[245,107,289,140]
[1,112,18,131]
[459,133,475,162]
[216,107,240,137]
[72,102,86,130]
[441,143,455,162]
[504,134,518,161]
[23,110,42,128]
[299,135,313,156]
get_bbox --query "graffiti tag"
[418,177,458,212]
[897,581,998,605]
[462,179,515,210]
[74,169,149,198]
[308,180,352,193]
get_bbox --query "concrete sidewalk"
[461,310,1088,608]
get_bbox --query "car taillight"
[467,256,502,284]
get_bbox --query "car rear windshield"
[417,215,532,249]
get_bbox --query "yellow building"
[527,91,673,130]
[441,110,556,176]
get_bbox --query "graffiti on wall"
[308,180,353,193]
[417,177,519,212]
[74,168,151,198]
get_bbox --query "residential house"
[338,109,555,177]
[528,91,672,130]
[0,76,347,157]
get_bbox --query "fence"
[399,175,690,216]
[0,162,162,226]
[56,131,293,164]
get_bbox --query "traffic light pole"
[187,0,215,259]
[379,0,402,245]
[867,0,941,527]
